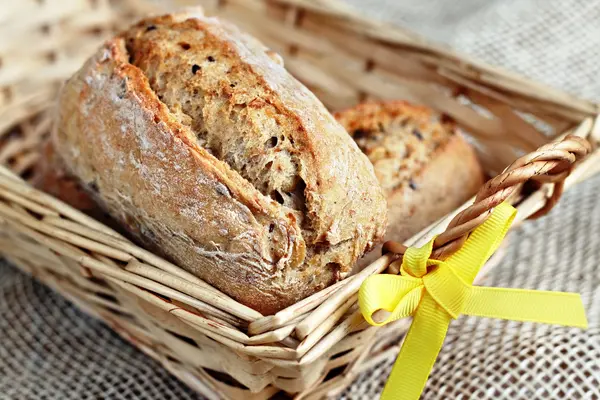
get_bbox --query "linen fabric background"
[1,0,599,399]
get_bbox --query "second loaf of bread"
[336,101,484,266]
[52,10,387,315]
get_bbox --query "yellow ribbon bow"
[359,202,588,400]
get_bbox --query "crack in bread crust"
[52,11,387,314]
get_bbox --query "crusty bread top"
[121,13,387,251]
[335,101,462,193]
[52,10,387,314]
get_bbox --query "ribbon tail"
[381,294,452,400]
[464,286,588,329]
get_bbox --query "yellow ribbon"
[359,202,588,400]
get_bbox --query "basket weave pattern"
[1,1,599,399]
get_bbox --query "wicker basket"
[1,1,599,399]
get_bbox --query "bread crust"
[52,11,387,315]
[335,101,484,267]
[385,134,484,241]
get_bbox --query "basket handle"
[383,135,592,260]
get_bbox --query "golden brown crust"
[335,101,484,267]
[52,11,387,315]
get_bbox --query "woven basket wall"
[1,1,599,399]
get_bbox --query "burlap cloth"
[1,0,599,399]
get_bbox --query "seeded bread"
[335,101,484,265]
[52,10,387,315]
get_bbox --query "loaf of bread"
[335,101,484,264]
[51,10,387,315]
